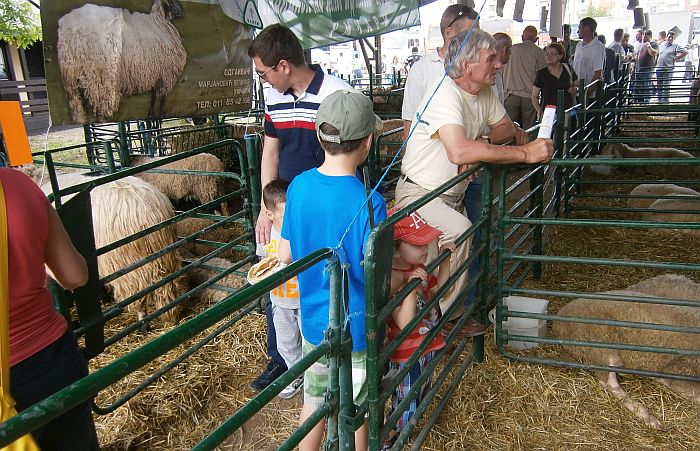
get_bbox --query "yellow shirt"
[402,77,506,196]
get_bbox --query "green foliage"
[578,3,610,20]
[0,0,42,49]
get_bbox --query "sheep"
[175,217,247,260]
[599,143,699,179]
[552,274,700,429]
[376,119,405,157]
[57,0,186,123]
[130,153,231,215]
[184,257,246,306]
[627,184,700,209]
[640,197,700,224]
[91,176,186,326]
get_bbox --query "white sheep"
[552,274,700,429]
[91,176,186,326]
[640,198,700,224]
[57,0,187,123]
[627,184,700,210]
[130,153,231,215]
[599,143,699,179]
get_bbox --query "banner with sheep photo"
[41,0,255,125]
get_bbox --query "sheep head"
[158,0,184,20]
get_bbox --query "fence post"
[334,263,356,451]
[244,134,262,222]
[325,258,342,450]
[102,141,116,174]
[529,163,544,280]
[596,81,605,153]
[472,165,493,363]
[553,90,566,218]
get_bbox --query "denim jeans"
[636,67,653,103]
[655,67,673,103]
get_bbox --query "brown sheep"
[131,153,231,215]
[175,217,247,260]
[552,274,700,429]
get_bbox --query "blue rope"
[333,1,486,252]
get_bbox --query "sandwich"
[247,256,283,284]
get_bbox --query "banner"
[41,1,254,125]
[219,0,421,49]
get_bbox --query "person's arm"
[255,135,281,245]
[392,268,425,329]
[675,49,689,62]
[487,114,516,144]
[44,207,88,290]
[277,237,292,264]
[531,86,543,118]
[438,123,553,166]
[647,44,658,57]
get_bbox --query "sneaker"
[250,359,287,392]
[278,375,303,399]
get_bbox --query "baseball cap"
[389,208,442,246]
[316,90,382,144]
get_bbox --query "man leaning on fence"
[394,29,553,335]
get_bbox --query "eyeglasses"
[255,62,278,80]
[446,7,474,29]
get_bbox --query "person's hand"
[514,126,530,145]
[408,266,428,284]
[255,208,272,245]
[523,138,554,164]
[439,241,456,255]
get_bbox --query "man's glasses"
[255,62,278,80]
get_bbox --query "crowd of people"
[249,4,553,449]
[7,6,695,451]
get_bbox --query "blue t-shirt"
[281,169,387,352]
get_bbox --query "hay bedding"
[90,151,698,449]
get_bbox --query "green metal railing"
[0,249,358,450]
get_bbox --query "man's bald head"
[522,25,538,43]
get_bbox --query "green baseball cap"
[316,89,382,144]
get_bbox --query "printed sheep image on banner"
[57,0,187,123]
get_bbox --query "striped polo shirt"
[264,65,351,182]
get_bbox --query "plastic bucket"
[488,296,549,350]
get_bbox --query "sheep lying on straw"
[131,153,230,215]
[552,274,700,429]
[599,143,699,179]
[92,176,186,325]
[57,0,186,123]
[627,184,700,209]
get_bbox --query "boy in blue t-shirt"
[278,90,387,451]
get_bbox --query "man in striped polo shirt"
[247,24,351,392]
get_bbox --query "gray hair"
[444,29,496,79]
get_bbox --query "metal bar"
[504,253,700,272]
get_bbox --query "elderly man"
[503,25,546,129]
[395,29,553,331]
[401,3,479,141]
[572,17,605,96]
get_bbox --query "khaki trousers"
[395,177,472,319]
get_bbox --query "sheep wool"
[552,274,700,428]
[600,143,699,179]
[92,176,186,325]
[57,0,187,123]
[131,153,230,215]
[627,183,700,210]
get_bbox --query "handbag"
[0,180,41,451]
